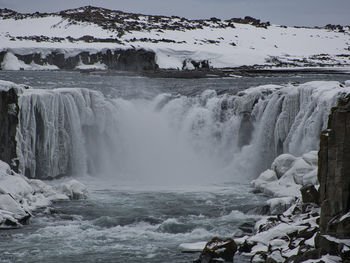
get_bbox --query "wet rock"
[238,240,256,253]
[195,237,237,263]
[300,185,319,205]
[238,112,254,148]
[238,222,255,234]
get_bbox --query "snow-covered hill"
[0,6,350,70]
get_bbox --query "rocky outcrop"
[195,237,237,263]
[0,87,19,171]
[318,95,350,239]
[0,49,158,71]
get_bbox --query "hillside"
[0,6,350,70]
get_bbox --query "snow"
[75,61,107,70]
[303,255,343,263]
[178,241,207,252]
[1,52,29,70]
[0,159,88,228]
[54,179,88,200]
[252,151,319,199]
[0,10,349,69]
[1,52,59,70]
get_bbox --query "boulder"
[195,237,237,263]
[300,185,319,205]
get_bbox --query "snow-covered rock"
[179,242,207,253]
[0,159,88,228]
[54,180,88,200]
[252,151,318,200]
[271,153,297,179]
[238,201,321,262]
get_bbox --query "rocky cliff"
[0,86,19,171]
[316,94,350,259]
[0,49,158,71]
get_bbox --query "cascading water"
[15,80,349,181]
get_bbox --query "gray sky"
[0,0,349,27]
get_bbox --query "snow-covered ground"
[0,6,349,70]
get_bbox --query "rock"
[0,87,19,172]
[238,222,255,234]
[315,234,339,255]
[300,185,319,205]
[287,248,325,263]
[318,95,350,239]
[195,237,237,263]
[238,240,256,253]
[2,49,158,71]
[0,194,31,228]
[238,112,254,148]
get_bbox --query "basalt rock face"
[0,88,19,171]
[318,95,350,239]
[0,48,158,71]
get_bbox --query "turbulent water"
[0,71,350,262]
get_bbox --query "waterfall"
[15,81,350,181]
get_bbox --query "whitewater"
[0,71,350,262]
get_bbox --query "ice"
[75,61,107,70]
[179,241,207,252]
[252,149,319,198]
[0,159,88,228]
[1,52,30,70]
[271,154,296,179]
[1,79,349,181]
[54,180,88,200]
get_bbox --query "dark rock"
[238,240,256,253]
[300,185,319,205]
[196,237,237,263]
[297,227,319,240]
[2,49,158,71]
[287,248,325,263]
[318,95,350,239]
[238,222,255,234]
[238,112,254,148]
[0,87,19,172]
[315,234,339,255]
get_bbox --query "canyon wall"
[0,49,158,71]
[318,95,350,238]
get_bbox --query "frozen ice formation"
[0,159,88,228]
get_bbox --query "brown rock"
[196,237,237,263]
[300,185,319,205]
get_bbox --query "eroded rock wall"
[318,95,350,238]
[0,48,158,71]
[0,88,19,171]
